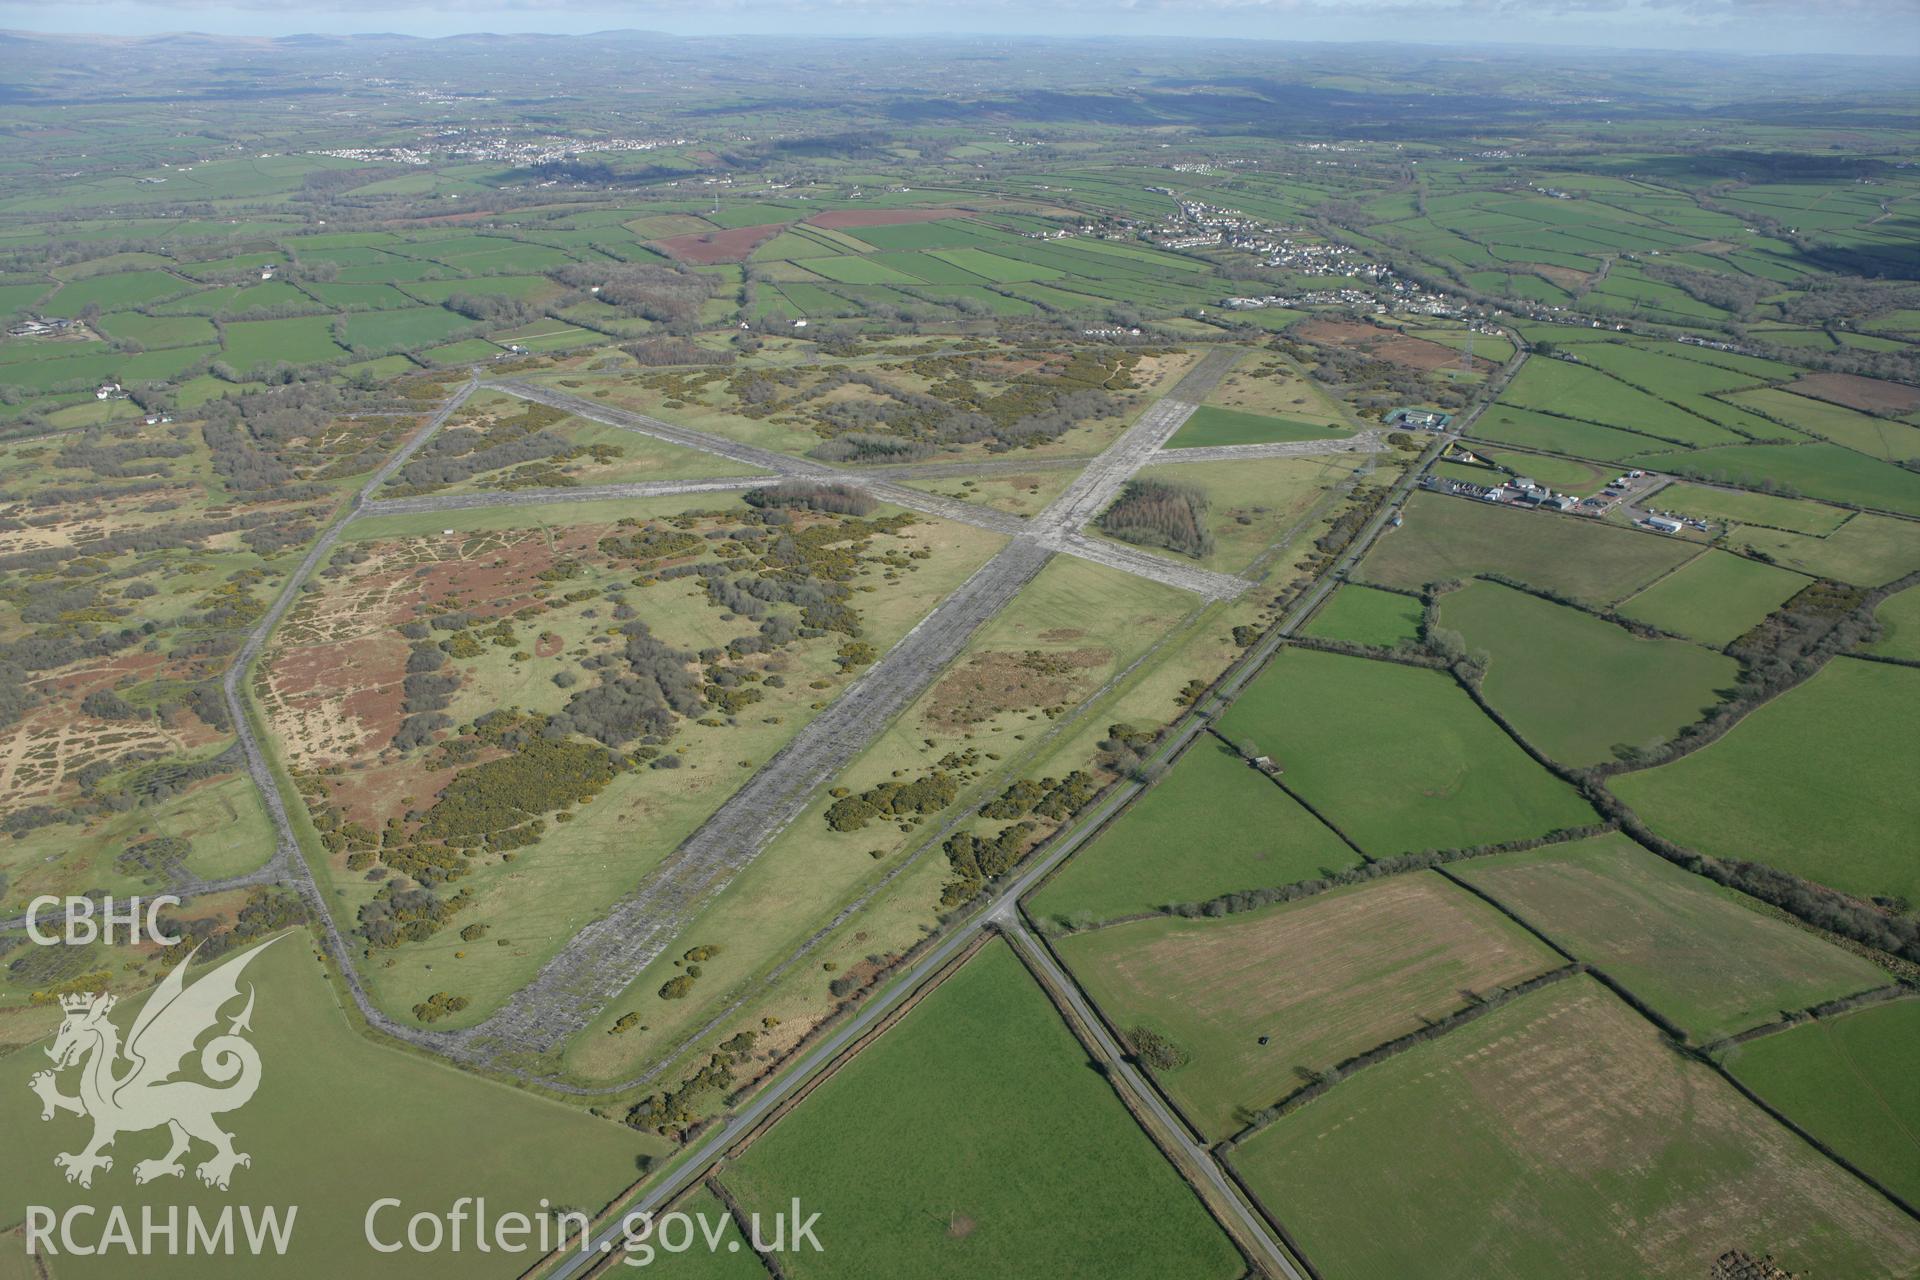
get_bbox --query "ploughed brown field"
[1787,372,1920,416]
[652,221,789,263]
[1298,317,1497,373]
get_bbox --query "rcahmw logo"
[24,937,299,1260]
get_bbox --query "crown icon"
[60,990,110,1014]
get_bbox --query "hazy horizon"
[4,0,1917,59]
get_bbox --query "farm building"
[6,315,79,338]
[1645,515,1684,534]
[1390,408,1453,431]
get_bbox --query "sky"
[4,0,1918,56]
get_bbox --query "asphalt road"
[537,712,1215,1280]
[999,915,1307,1280]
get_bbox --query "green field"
[300,282,417,310]
[1471,449,1612,494]
[221,315,347,371]
[1055,872,1558,1137]
[1471,403,1673,461]
[1611,658,1920,904]
[1866,583,1920,660]
[1721,512,1920,586]
[1729,999,1920,1207]
[1216,647,1596,856]
[1649,443,1920,518]
[421,338,502,364]
[1166,405,1349,448]
[1125,453,1353,575]
[1441,580,1735,765]
[1657,482,1851,535]
[1454,833,1886,1041]
[345,306,476,351]
[43,268,188,315]
[1231,977,1920,1279]
[1499,357,1745,447]
[1729,386,1920,461]
[724,942,1243,1280]
[1613,549,1808,647]
[0,938,656,1280]
[405,275,557,304]
[162,280,311,317]
[801,254,924,284]
[92,311,218,347]
[1362,492,1698,605]
[1027,737,1361,925]
[927,246,1061,282]
[837,220,977,251]
[1302,583,1424,648]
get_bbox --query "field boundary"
[1203,725,1375,862]
[1221,964,1583,1145]
[1434,866,1692,1041]
[707,1176,787,1280]
[1712,983,1918,1050]
[1069,821,1616,930]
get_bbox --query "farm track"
[223,375,480,893]
[205,377,486,1046]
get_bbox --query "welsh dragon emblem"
[29,937,278,1191]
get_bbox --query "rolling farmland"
[2,32,1916,1280]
